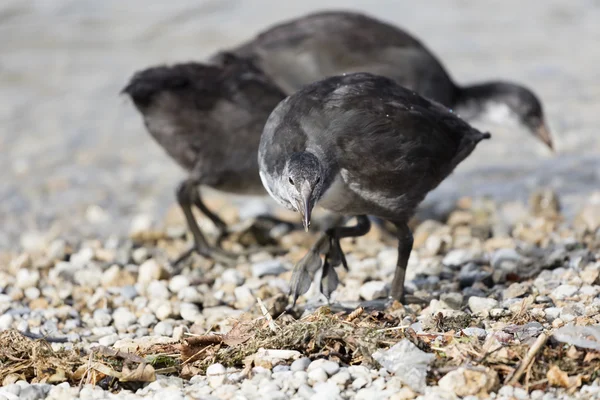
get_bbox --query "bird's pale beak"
[299,182,313,232]
[536,122,554,151]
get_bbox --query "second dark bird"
[226,10,553,150]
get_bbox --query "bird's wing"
[227,11,453,98]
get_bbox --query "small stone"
[458,263,492,288]
[440,292,463,310]
[503,282,530,299]
[93,309,113,327]
[438,367,498,397]
[101,265,135,288]
[359,281,388,301]
[138,259,166,284]
[207,363,227,388]
[308,359,340,376]
[221,269,245,285]
[462,327,487,339]
[147,280,170,299]
[24,287,40,300]
[0,314,14,331]
[551,284,579,300]
[312,381,341,400]
[153,321,173,337]
[234,286,255,308]
[132,247,150,264]
[98,333,119,346]
[443,249,478,267]
[15,269,40,289]
[373,339,434,393]
[18,384,51,400]
[352,377,368,390]
[297,384,315,398]
[168,275,190,293]
[468,297,499,316]
[46,240,66,260]
[179,303,202,323]
[307,368,328,383]
[112,307,137,332]
[139,313,157,328]
[70,247,94,268]
[491,248,522,272]
[252,259,287,278]
[291,357,311,372]
[155,303,173,321]
[329,370,351,386]
[10,253,31,271]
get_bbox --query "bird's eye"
[315,177,321,184]
[288,177,294,185]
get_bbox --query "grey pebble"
[19,385,51,400]
[153,321,173,337]
[291,357,311,372]
[252,259,287,278]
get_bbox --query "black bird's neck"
[453,81,514,121]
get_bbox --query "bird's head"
[283,152,325,231]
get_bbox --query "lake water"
[1,0,599,248]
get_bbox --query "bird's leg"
[390,221,414,303]
[172,180,238,267]
[323,215,371,271]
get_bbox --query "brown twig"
[506,332,549,385]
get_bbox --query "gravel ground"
[1,1,600,399]
[1,191,599,399]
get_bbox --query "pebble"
[93,309,113,327]
[138,259,165,284]
[0,314,14,331]
[462,327,487,339]
[468,296,499,316]
[221,269,245,286]
[15,269,40,289]
[168,275,190,293]
[359,281,388,301]
[551,284,579,300]
[207,363,227,388]
[98,333,119,346]
[112,307,137,332]
[252,259,287,278]
[179,303,202,323]
[153,321,174,337]
[307,359,340,376]
[138,313,157,328]
[291,357,311,372]
[307,368,328,383]
[442,249,478,267]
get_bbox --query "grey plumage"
[223,10,553,150]
[123,54,288,265]
[258,73,491,305]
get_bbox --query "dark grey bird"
[122,54,292,265]
[225,10,553,150]
[258,73,491,306]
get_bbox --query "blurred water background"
[1,0,599,249]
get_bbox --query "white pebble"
[138,259,164,284]
[24,287,40,300]
[468,296,499,316]
[359,281,388,301]
[153,321,174,337]
[112,307,137,332]
[307,368,328,383]
[0,314,14,331]
[168,276,190,293]
[15,269,40,289]
[155,303,173,321]
[98,333,119,347]
[138,313,157,328]
[92,309,113,327]
[308,359,340,376]
[221,269,245,285]
[207,363,227,388]
[179,303,202,323]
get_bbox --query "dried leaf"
[121,364,156,383]
[547,365,570,388]
[583,352,600,363]
[223,321,254,347]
